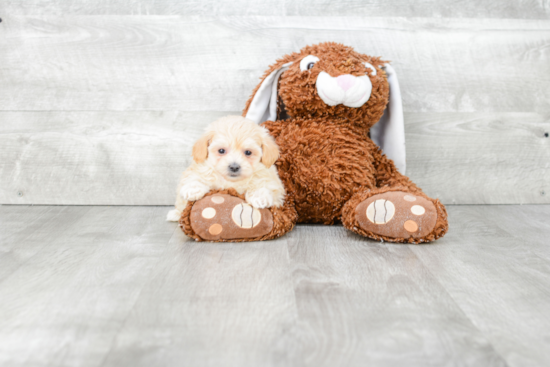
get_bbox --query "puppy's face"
[192,117,279,182]
[207,135,262,181]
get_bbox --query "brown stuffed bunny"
[180,42,448,243]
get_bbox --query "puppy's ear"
[192,131,214,164]
[261,133,279,168]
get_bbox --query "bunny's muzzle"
[316,72,372,108]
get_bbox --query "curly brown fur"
[240,42,448,243]
[262,118,377,224]
[179,188,297,242]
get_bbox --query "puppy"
[166,116,285,222]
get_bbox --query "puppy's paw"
[166,209,181,222]
[246,188,274,209]
[180,183,209,201]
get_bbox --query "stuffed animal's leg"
[341,187,448,243]
[340,147,448,243]
[179,188,297,242]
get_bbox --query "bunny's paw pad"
[190,194,273,241]
[356,191,437,240]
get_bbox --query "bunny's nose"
[336,74,356,91]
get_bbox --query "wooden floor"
[1,205,550,367]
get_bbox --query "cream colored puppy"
[166,116,285,222]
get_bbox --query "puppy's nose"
[228,163,241,173]
[336,74,355,91]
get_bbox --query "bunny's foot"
[342,187,448,243]
[179,189,297,242]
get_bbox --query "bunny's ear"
[245,62,293,124]
[370,64,407,174]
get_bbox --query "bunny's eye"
[300,55,320,71]
[364,62,377,76]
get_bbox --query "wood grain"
[101,229,300,367]
[1,111,547,205]
[1,0,548,363]
[0,111,227,205]
[409,205,550,367]
[1,16,549,113]
[287,224,507,367]
[406,112,550,205]
[1,14,547,206]
[0,206,176,367]
[1,0,549,18]
[3,205,550,366]
[0,205,80,281]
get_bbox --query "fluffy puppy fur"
[166,116,284,222]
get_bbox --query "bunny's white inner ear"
[370,64,406,174]
[245,62,293,124]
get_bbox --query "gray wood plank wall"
[0,4,549,205]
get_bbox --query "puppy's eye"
[364,62,377,76]
[218,149,226,154]
[244,150,252,156]
[300,55,320,72]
